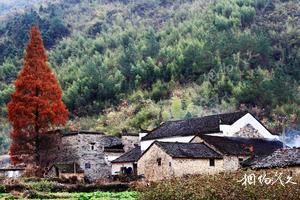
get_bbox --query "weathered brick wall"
[77,134,112,180]
[138,144,226,181]
[55,134,114,181]
[172,158,224,176]
[57,135,80,163]
[223,156,248,171]
[138,144,174,181]
[234,124,263,138]
[121,135,139,152]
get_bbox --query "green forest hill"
[0,0,299,153]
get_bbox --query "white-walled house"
[140,112,278,152]
[111,146,141,176]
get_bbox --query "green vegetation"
[0,0,299,148]
[0,191,139,199]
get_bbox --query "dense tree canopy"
[0,0,299,139]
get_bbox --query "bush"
[29,181,56,192]
[0,184,6,192]
[140,170,300,200]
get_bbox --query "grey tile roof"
[200,135,283,156]
[242,148,300,169]
[102,136,123,148]
[142,111,247,140]
[155,142,222,159]
[111,146,142,163]
[104,144,125,153]
[62,130,105,137]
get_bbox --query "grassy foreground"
[0,191,139,199]
[140,170,300,200]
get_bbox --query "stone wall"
[172,158,224,176]
[223,156,248,171]
[77,134,112,181]
[121,135,139,152]
[138,144,174,181]
[234,124,263,138]
[138,144,225,181]
[56,134,115,181]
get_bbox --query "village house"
[53,131,124,181]
[0,155,25,178]
[126,111,284,181]
[42,130,139,181]
[242,147,300,175]
[137,141,223,181]
[140,111,278,152]
[111,145,141,176]
[191,135,283,171]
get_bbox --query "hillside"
[0,0,299,153]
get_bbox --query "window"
[169,162,172,167]
[209,159,215,167]
[90,143,95,150]
[85,163,91,169]
[157,158,162,166]
[238,158,244,162]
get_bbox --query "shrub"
[0,184,6,192]
[140,170,300,200]
[29,181,56,192]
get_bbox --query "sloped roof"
[52,163,84,173]
[242,148,300,169]
[142,111,247,141]
[200,135,283,156]
[155,142,222,159]
[102,136,123,148]
[63,130,105,137]
[104,144,125,153]
[111,146,142,163]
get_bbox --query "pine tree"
[7,26,68,173]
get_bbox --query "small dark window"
[169,162,172,167]
[85,163,91,169]
[90,143,95,150]
[238,158,244,162]
[209,159,215,167]
[157,158,162,166]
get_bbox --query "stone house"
[140,111,278,152]
[53,131,126,181]
[191,135,283,171]
[242,147,300,175]
[111,146,141,176]
[137,141,223,181]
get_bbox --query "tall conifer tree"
[7,26,68,173]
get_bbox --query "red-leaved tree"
[7,26,68,174]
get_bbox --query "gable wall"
[121,135,139,152]
[220,113,278,139]
[56,134,114,181]
[138,144,174,181]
